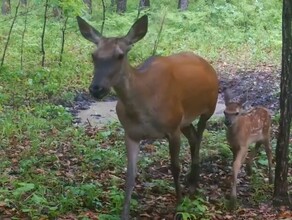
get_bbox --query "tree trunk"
[139,0,150,8]
[116,0,127,13]
[20,0,27,6]
[1,0,11,15]
[273,0,292,207]
[83,0,92,14]
[178,0,188,11]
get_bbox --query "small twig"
[1,0,21,67]
[152,11,166,56]
[0,6,38,23]
[20,3,28,70]
[41,0,49,67]
[86,118,92,127]
[136,0,142,21]
[100,0,106,34]
[59,16,68,66]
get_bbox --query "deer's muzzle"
[89,85,109,99]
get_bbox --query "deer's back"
[116,52,219,140]
[227,107,271,147]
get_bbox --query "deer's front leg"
[245,142,261,176]
[231,146,248,202]
[121,135,140,220]
[168,131,182,203]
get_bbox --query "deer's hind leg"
[181,114,209,191]
[262,139,273,184]
[245,142,261,176]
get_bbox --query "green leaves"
[176,197,208,219]
[13,182,35,198]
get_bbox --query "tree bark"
[41,0,49,67]
[116,0,127,13]
[273,0,292,207]
[139,0,150,8]
[1,0,11,15]
[178,0,188,11]
[83,0,92,14]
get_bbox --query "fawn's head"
[77,15,148,99]
[223,89,248,127]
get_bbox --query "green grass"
[0,0,285,218]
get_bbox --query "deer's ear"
[124,15,148,45]
[77,16,102,44]
[223,88,232,105]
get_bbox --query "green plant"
[176,196,209,219]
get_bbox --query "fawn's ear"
[223,88,232,105]
[77,16,102,44]
[123,15,148,45]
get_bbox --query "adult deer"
[77,15,219,219]
[223,89,273,205]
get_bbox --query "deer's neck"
[113,64,140,111]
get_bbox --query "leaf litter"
[1,67,291,219]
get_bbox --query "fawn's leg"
[245,142,261,176]
[231,146,248,200]
[263,139,273,184]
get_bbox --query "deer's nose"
[89,85,109,99]
[224,118,232,127]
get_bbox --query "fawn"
[223,89,273,203]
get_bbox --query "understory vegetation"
[0,0,290,219]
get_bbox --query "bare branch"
[101,0,106,35]
[20,3,28,70]
[1,0,20,67]
[152,12,166,56]
[41,0,49,67]
[59,16,68,66]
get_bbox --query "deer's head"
[76,15,148,99]
[223,89,248,127]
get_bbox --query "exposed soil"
[217,67,280,113]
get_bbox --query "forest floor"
[64,65,292,219]
[1,66,291,220]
